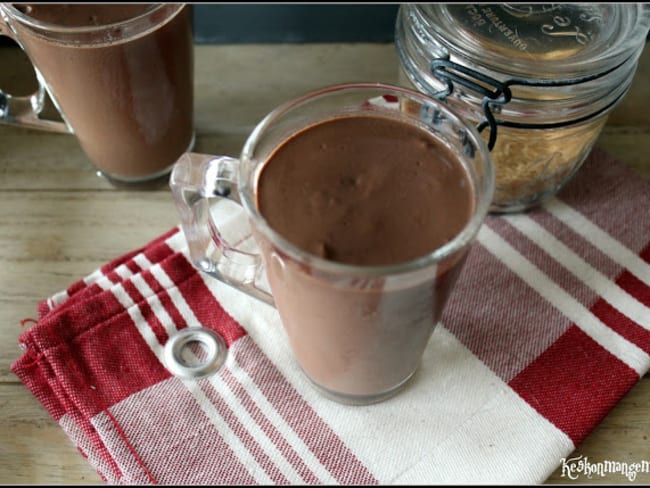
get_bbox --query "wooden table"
[1,43,649,485]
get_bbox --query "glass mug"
[0,3,194,185]
[170,83,495,405]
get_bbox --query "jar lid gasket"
[418,3,650,80]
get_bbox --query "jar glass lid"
[417,3,650,80]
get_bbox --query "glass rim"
[0,3,181,34]
[238,82,495,278]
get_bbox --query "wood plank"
[0,130,246,190]
[0,384,103,484]
[596,128,650,179]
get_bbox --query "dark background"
[192,4,400,44]
[1,3,648,45]
[0,4,400,45]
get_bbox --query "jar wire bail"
[430,56,633,151]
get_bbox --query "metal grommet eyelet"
[163,327,227,379]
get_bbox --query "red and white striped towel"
[12,147,650,484]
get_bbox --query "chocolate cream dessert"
[255,113,475,400]
[11,4,194,181]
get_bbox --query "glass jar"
[395,3,650,213]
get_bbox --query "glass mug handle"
[0,18,70,133]
[170,153,275,306]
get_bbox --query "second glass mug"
[0,3,194,185]
[170,83,495,405]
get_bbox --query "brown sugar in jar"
[395,3,650,213]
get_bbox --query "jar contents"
[484,119,607,212]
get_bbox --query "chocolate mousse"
[257,113,474,266]
[255,112,476,401]
[10,4,194,181]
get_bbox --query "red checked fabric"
[12,147,650,484]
